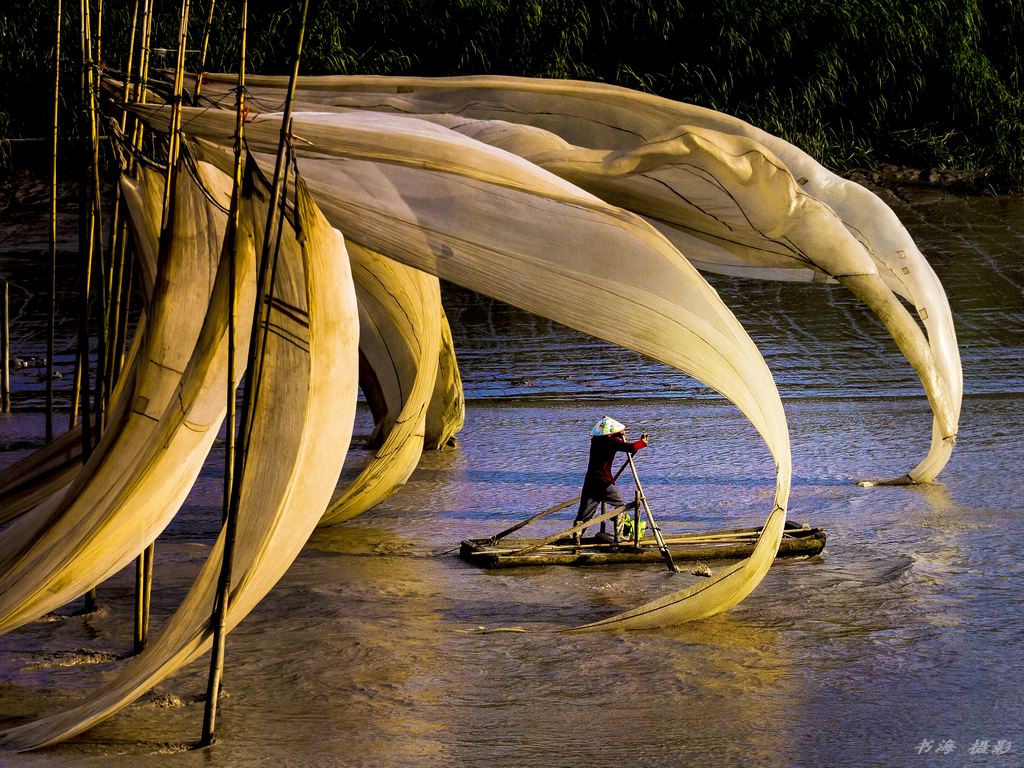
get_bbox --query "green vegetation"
[1,0,1022,190]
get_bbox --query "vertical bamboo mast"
[91,0,109,439]
[102,0,140,394]
[79,0,101,626]
[200,0,246,743]
[78,0,104,614]
[135,0,192,653]
[138,0,193,651]
[130,0,154,157]
[244,0,309,446]
[47,0,63,441]
[193,0,218,98]
[158,0,192,238]
[131,0,156,656]
[117,0,153,375]
[200,0,309,747]
[71,0,98,445]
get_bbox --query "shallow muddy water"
[0,188,1022,766]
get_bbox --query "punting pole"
[46,0,62,440]
[485,458,632,546]
[200,0,248,746]
[626,453,679,573]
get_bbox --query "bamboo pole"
[201,0,246,744]
[485,461,630,545]
[72,0,89,443]
[193,0,217,98]
[142,541,154,635]
[130,0,154,158]
[101,0,140,396]
[133,549,145,652]
[508,502,633,557]
[626,453,679,573]
[111,0,147,383]
[94,0,103,68]
[72,0,102,453]
[46,0,62,441]
[242,0,310,443]
[1,281,9,413]
[114,256,132,376]
[89,0,109,438]
[130,0,155,653]
[134,0,193,655]
[201,0,309,746]
[158,0,192,239]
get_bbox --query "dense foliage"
[1,0,1022,190]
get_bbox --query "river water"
[0,188,1022,767]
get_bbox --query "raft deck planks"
[459,521,825,569]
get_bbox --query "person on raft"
[573,416,647,543]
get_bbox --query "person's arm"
[611,434,647,454]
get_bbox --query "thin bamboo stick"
[94,0,103,69]
[509,502,632,557]
[241,0,310,451]
[193,0,218,97]
[202,0,309,747]
[201,0,246,741]
[141,542,154,638]
[1,280,9,413]
[158,0,192,239]
[47,0,62,441]
[129,0,154,159]
[129,0,154,651]
[134,0,193,655]
[100,0,141,404]
[626,453,679,573]
[133,549,145,652]
[88,1,108,440]
[72,0,97,452]
[114,257,131,375]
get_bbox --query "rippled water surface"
[0,189,1022,767]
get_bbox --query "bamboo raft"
[460,520,825,569]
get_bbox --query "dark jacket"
[583,433,647,490]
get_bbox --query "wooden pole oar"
[507,501,634,557]
[486,497,579,545]
[626,452,680,573]
[487,460,630,545]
